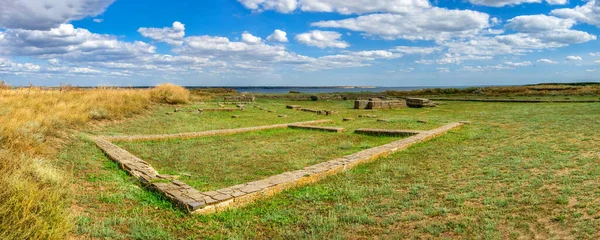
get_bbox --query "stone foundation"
[100,120,333,142]
[354,98,407,110]
[406,98,436,108]
[93,121,469,215]
[355,128,424,137]
[224,96,255,102]
[288,125,345,133]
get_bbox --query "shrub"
[310,95,319,101]
[149,83,190,104]
[0,80,10,90]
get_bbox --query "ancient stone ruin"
[406,98,436,108]
[93,121,469,215]
[224,95,256,102]
[354,98,407,110]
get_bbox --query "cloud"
[552,1,600,27]
[237,0,430,14]
[241,32,263,44]
[391,46,441,55]
[595,60,600,64]
[138,21,186,45]
[311,8,490,41]
[468,0,566,7]
[506,15,576,33]
[93,19,104,23]
[0,24,156,61]
[462,64,512,72]
[295,30,349,48]
[0,0,115,30]
[237,0,297,13]
[266,29,289,42]
[537,58,558,64]
[437,67,450,73]
[297,50,400,71]
[505,61,532,67]
[566,56,582,61]
[586,69,596,72]
[590,52,600,57]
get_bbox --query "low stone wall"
[288,124,345,133]
[93,121,468,215]
[354,98,407,110]
[198,108,238,112]
[355,128,424,137]
[406,98,436,108]
[101,120,333,142]
[224,96,255,102]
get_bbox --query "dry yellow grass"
[149,83,190,104]
[0,87,152,239]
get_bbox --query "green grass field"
[116,128,399,191]
[57,98,600,239]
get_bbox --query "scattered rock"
[174,108,180,112]
[268,110,274,113]
[359,114,378,118]
[286,105,302,109]
[417,120,428,124]
[231,115,240,118]
[278,114,288,118]
[343,118,354,121]
[377,119,390,123]
[166,112,174,115]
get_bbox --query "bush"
[310,95,319,101]
[0,80,10,90]
[149,83,190,104]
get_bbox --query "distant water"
[189,86,477,94]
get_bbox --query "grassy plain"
[58,97,600,239]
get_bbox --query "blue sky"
[0,0,599,86]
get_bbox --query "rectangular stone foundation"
[100,119,333,142]
[354,128,424,137]
[93,121,469,215]
[288,125,345,132]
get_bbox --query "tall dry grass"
[149,83,190,104]
[0,87,152,239]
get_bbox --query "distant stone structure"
[406,98,436,108]
[224,95,255,102]
[354,98,407,110]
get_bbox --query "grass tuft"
[149,83,190,104]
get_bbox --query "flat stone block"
[288,125,345,133]
[355,128,424,137]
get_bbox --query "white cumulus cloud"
[506,15,576,33]
[0,0,115,30]
[311,8,490,41]
[537,59,558,64]
[266,29,289,42]
[241,32,263,44]
[552,1,600,27]
[138,21,186,45]
[566,56,583,61]
[469,0,567,7]
[237,0,430,14]
[295,30,349,48]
